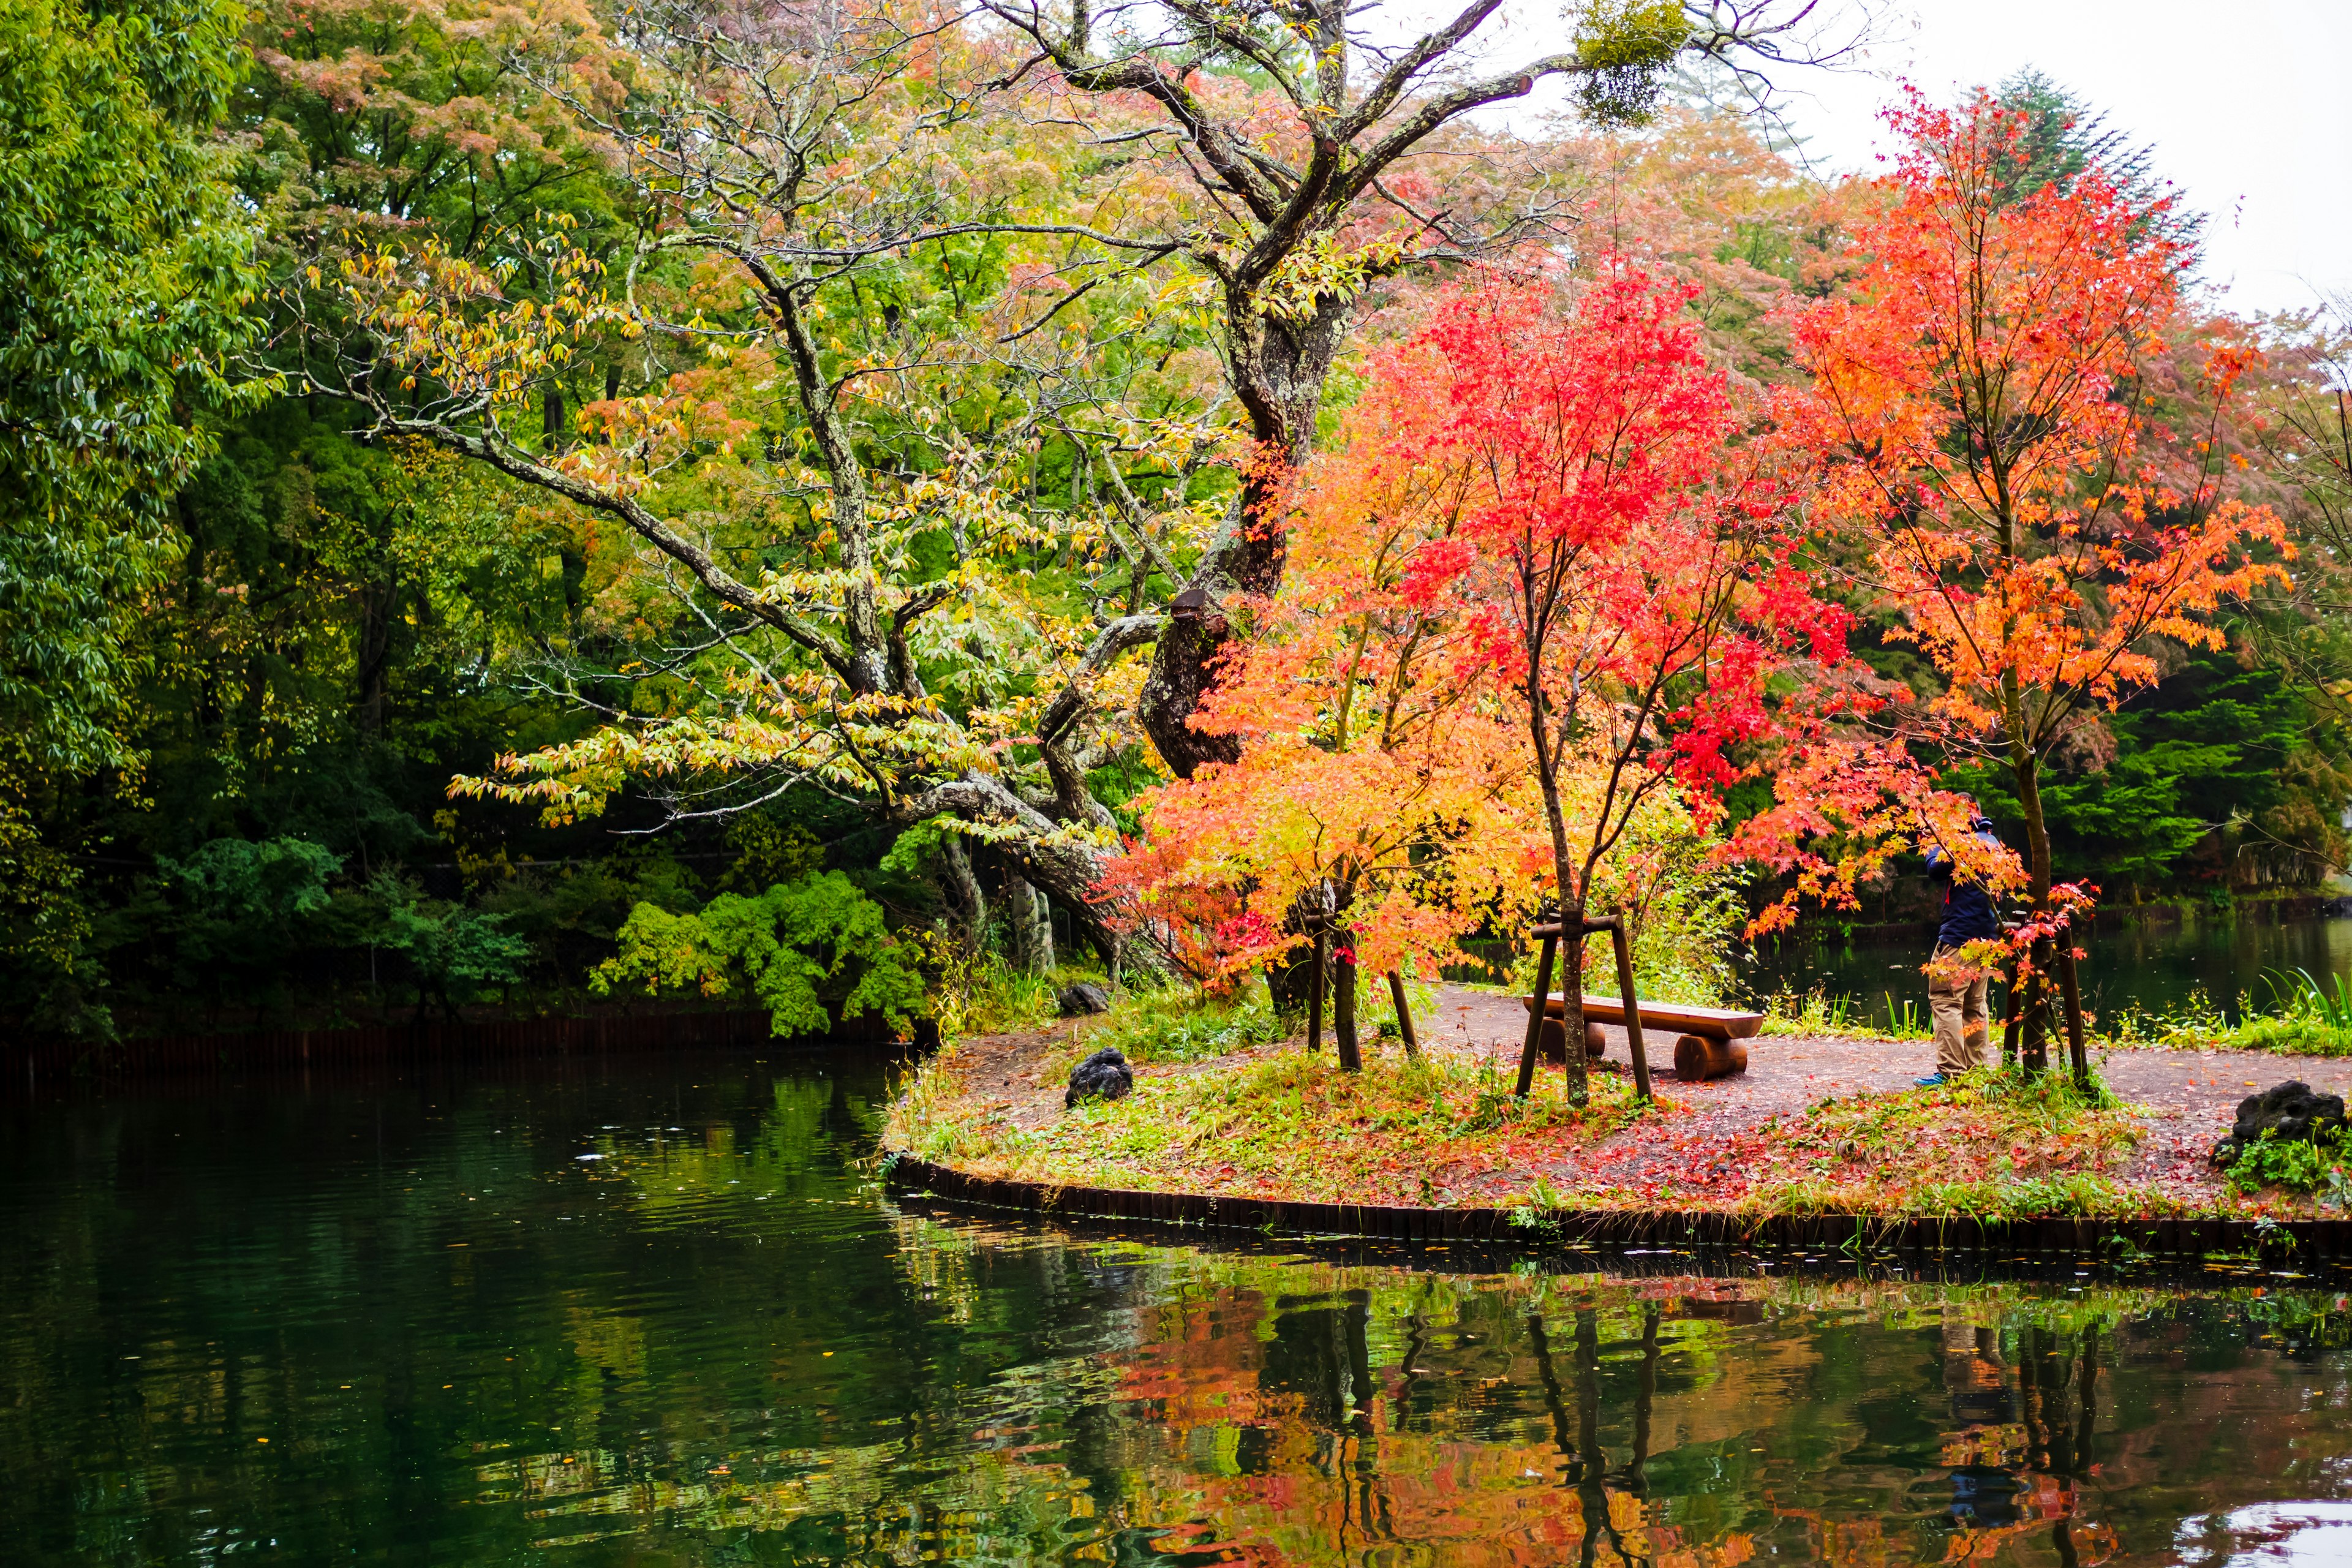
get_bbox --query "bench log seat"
[1521,995,1764,1081]
[1522,993,1763,1041]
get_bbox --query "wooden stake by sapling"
[1605,918,1654,1104]
[1514,930,1559,1098]
[2057,925,2090,1090]
[1387,971,1420,1059]
[1517,916,1653,1104]
[1334,937,1361,1072]
[1306,926,1327,1054]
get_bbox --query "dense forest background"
[6,0,2348,1039]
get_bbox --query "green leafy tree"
[370,872,534,1022]
[594,872,925,1037]
[0,0,270,1025]
[152,835,340,1017]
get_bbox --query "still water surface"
[1747,911,2352,1031]
[7,1048,2352,1565]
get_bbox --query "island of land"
[885,987,2352,1232]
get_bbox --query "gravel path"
[1428,985,2352,1202]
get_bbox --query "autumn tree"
[1788,89,2289,1069]
[1099,348,1539,1059]
[979,0,1861,777]
[1389,268,1846,1101]
[305,0,1228,965]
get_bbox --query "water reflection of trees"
[10,1061,2352,1566]
[878,1223,2347,1566]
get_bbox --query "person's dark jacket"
[1925,820,2003,949]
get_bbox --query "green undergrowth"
[2098,975,2352,1058]
[1756,984,1932,1042]
[1077,984,1289,1066]
[927,951,1124,1041]
[1760,970,2352,1058]
[2225,1124,2352,1199]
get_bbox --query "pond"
[7,1047,2352,1566]
[1745,910,2352,1034]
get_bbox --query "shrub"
[2227,1125,2352,1199]
[594,872,925,1036]
[1084,984,1286,1065]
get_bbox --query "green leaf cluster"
[1572,0,1690,128]
[0,0,266,778]
[1948,651,2348,895]
[594,873,925,1038]
[2227,1124,2352,1199]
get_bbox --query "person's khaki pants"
[1928,944,1989,1076]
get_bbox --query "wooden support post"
[2002,951,2022,1065]
[1334,940,1360,1072]
[1387,971,1420,1059]
[2057,933,2089,1091]
[1514,932,1559,1098]
[1607,919,1653,1104]
[1306,927,1327,1054]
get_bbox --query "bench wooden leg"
[1609,922,1653,1102]
[1513,933,1558,1098]
[1672,1034,1748,1081]
[1537,1019,1608,1061]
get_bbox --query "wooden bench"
[1522,993,1765,1080]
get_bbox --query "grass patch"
[891,1037,1650,1207]
[2097,979,2352,1058]
[1755,984,1929,1042]
[1763,971,2352,1058]
[1732,1063,2147,1219]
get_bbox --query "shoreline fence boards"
[882,1153,2352,1262]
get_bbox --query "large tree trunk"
[353,564,394,741]
[1139,293,1352,777]
[937,834,989,948]
[897,772,1153,979]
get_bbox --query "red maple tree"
[1396,265,1851,1102]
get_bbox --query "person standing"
[1920,805,2003,1087]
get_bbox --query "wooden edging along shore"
[881,1153,2352,1261]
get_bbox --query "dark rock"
[1057,982,1111,1017]
[1065,1046,1132,1109]
[2211,1079,2348,1165]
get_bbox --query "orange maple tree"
[1096,352,1540,1053]
[1784,88,2290,1071]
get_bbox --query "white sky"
[1757,0,2352,317]
[1428,0,2349,317]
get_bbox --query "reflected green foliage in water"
[6,1052,2352,1564]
